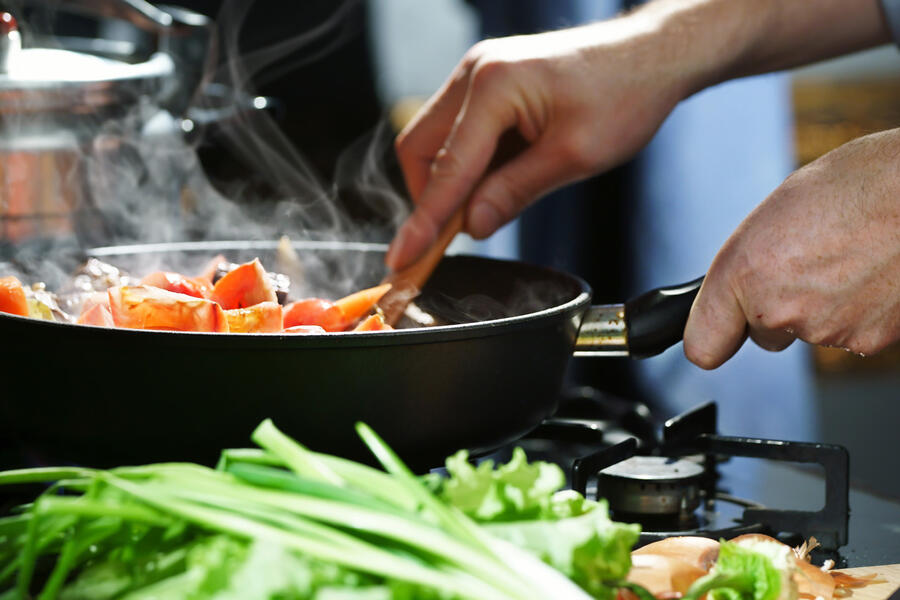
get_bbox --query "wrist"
[633,0,776,96]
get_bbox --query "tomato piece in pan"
[140,271,212,299]
[210,258,277,310]
[333,283,392,328]
[108,285,228,332]
[77,302,115,327]
[283,298,345,331]
[0,276,28,317]
[282,325,326,334]
[352,313,392,331]
[224,301,283,333]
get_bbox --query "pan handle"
[574,276,704,358]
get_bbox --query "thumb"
[465,139,583,239]
[683,277,748,369]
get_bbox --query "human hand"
[385,19,698,271]
[683,128,900,368]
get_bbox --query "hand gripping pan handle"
[574,276,704,358]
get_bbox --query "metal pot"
[0,0,212,251]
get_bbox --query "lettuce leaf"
[685,540,789,600]
[436,447,580,522]
[484,501,639,600]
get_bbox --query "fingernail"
[469,202,501,239]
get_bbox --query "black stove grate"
[519,395,849,552]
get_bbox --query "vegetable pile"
[0,421,638,600]
[0,421,871,600]
[0,255,394,334]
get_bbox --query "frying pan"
[0,240,701,471]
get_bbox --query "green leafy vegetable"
[684,539,795,600]
[1,421,613,599]
[484,501,639,600]
[436,448,575,522]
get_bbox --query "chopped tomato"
[333,283,392,328]
[282,325,326,334]
[283,298,344,331]
[210,258,277,310]
[108,285,228,332]
[77,302,115,327]
[225,301,283,333]
[0,276,28,317]
[352,313,392,331]
[140,271,212,299]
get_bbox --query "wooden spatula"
[379,208,465,326]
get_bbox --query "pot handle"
[574,276,704,358]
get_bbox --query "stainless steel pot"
[0,0,212,251]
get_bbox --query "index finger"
[386,84,516,271]
[395,60,474,201]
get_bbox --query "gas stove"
[484,389,900,568]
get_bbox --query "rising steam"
[1,0,411,295]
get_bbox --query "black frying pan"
[0,241,701,471]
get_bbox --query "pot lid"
[0,11,175,115]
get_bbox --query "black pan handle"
[574,275,704,358]
[625,275,704,358]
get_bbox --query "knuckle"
[470,57,512,91]
[429,147,465,181]
[556,132,598,173]
[481,171,526,215]
[394,133,412,161]
[464,40,492,64]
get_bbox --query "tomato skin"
[108,285,228,332]
[282,325,326,334]
[140,271,212,299]
[0,276,28,317]
[210,259,276,310]
[77,302,114,327]
[283,298,345,331]
[224,301,283,333]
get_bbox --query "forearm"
[602,0,891,98]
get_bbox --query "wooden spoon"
[379,208,464,326]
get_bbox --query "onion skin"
[627,553,708,596]
[633,536,721,572]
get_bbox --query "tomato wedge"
[283,298,344,331]
[140,271,212,299]
[77,302,115,327]
[0,276,28,317]
[333,283,392,328]
[210,258,277,310]
[224,301,283,333]
[108,285,228,332]
[352,313,392,331]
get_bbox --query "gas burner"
[599,455,704,519]
[526,398,849,552]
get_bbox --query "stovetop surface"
[493,392,900,569]
[720,456,900,567]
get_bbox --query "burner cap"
[598,456,705,516]
[600,456,705,482]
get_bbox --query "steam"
[1,0,411,297]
